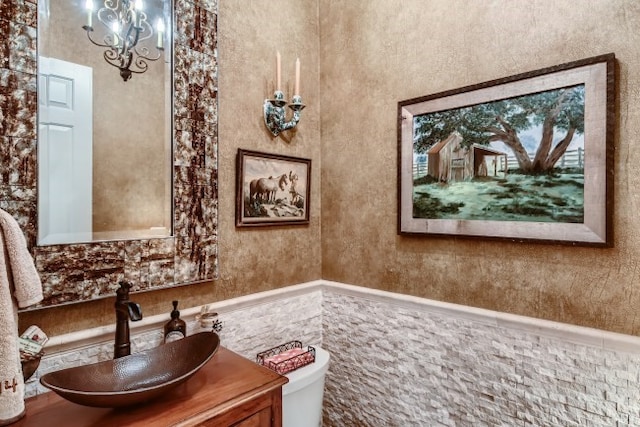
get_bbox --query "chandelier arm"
[129,57,150,74]
[96,7,118,33]
[104,48,123,68]
[124,17,140,49]
[133,45,162,61]
[104,0,119,10]
[83,26,116,49]
[136,18,153,43]
[124,52,134,70]
[102,51,151,75]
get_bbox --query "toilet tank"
[282,346,330,427]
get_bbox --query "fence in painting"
[413,162,428,179]
[413,148,584,179]
[503,147,584,171]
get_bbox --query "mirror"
[4,0,217,308]
[37,0,173,245]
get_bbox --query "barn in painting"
[427,131,507,182]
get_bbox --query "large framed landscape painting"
[397,54,615,246]
[236,149,311,227]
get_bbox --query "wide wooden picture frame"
[236,149,311,227]
[398,54,615,246]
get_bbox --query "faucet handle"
[117,281,132,297]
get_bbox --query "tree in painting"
[413,84,585,173]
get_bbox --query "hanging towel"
[0,209,43,424]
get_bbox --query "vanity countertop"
[16,346,288,427]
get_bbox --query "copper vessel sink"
[40,332,220,408]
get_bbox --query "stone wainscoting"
[27,281,640,426]
[27,285,322,397]
[322,285,640,426]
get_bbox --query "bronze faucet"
[114,281,143,359]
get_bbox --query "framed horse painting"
[236,149,311,227]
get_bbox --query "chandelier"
[82,0,165,81]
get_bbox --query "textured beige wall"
[19,0,321,336]
[215,0,322,295]
[320,0,640,335]
[23,1,640,338]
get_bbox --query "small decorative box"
[256,341,316,375]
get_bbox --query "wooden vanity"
[16,347,288,427]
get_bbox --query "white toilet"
[281,346,330,427]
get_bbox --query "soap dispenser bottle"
[164,300,187,343]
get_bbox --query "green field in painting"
[413,171,584,223]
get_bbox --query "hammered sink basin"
[40,332,220,408]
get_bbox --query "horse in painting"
[249,174,289,204]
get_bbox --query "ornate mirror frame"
[0,0,218,308]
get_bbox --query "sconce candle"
[294,58,300,96]
[157,19,165,49]
[134,0,143,27]
[276,51,282,92]
[112,21,120,47]
[264,54,305,137]
[85,0,93,27]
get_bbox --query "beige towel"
[0,209,43,423]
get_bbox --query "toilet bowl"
[282,346,330,427]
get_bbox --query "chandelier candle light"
[264,52,305,137]
[82,0,165,81]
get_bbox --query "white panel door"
[38,56,93,245]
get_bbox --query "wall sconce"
[82,0,165,82]
[264,53,305,137]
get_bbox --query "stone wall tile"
[24,286,640,426]
[322,291,640,427]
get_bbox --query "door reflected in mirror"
[37,0,173,245]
